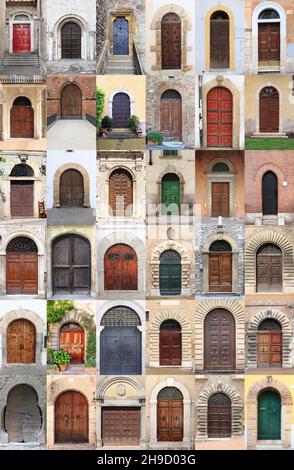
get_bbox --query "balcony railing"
[0,75,45,84]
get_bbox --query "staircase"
[105,55,135,74]
[107,128,137,139]
[2,53,39,67]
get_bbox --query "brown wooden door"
[104,244,138,290]
[60,324,85,363]
[13,24,31,53]
[211,182,229,217]
[161,13,181,69]
[258,23,280,62]
[6,253,38,294]
[208,393,231,438]
[61,22,81,59]
[112,93,130,128]
[5,385,41,443]
[61,84,82,118]
[10,182,34,217]
[204,309,235,371]
[55,391,88,443]
[259,87,279,133]
[258,331,282,367]
[207,87,232,147]
[256,244,282,292]
[10,105,34,138]
[102,408,141,446]
[109,169,133,216]
[59,169,84,207]
[7,319,36,364]
[210,13,229,69]
[160,91,182,140]
[159,320,181,366]
[209,253,232,292]
[157,399,183,442]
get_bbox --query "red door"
[207,87,233,147]
[60,324,85,363]
[13,24,31,53]
[104,244,138,290]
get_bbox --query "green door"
[159,250,181,296]
[162,174,180,215]
[258,390,281,440]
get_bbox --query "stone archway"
[197,380,243,439]
[247,310,292,368]
[53,163,90,208]
[246,376,292,449]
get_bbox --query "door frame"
[256,84,281,134]
[10,13,34,54]
[108,89,134,121]
[110,11,134,57]
[206,7,234,71]
[60,82,83,119]
[206,161,235,217]
[204,308,236,371]
[54,390,89,444]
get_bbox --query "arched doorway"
[262,171,278,215]
[161,13,181,69]
[13,14,31,53]
[52,235,91,294]
[162,173,180,215]
[258,389,281,440]
[258,318,282,367]
[60,323,85,363]
[159,250,181,296]
[208,393,231,438]
[5,385,41,443]
[209,240,232,292]
[160,90,182,140]
[104,244,138,290]
[59,169,84,207]
[210,162,230,217]
[61,22,81,59]
[113,17,129,55]
[112,93,131,128]
[100,306,142,375]
[204,309,235,371]
[10,164,34,217]
[11,97,34,138]
[7,319,36,364]
[256,244,282,292]
[159,320,181,366]
[207,86,233,147]
[109,169,133,216]
[6,236,38,294]
[210,11,229,69]
[61,83,82,118]
[55,391,88,443]
[259,87,279,133]
[258,9,280,65]
[157,387,183,442]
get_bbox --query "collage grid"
[0,0,294,451]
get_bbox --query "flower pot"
[58,363,68,372]
[147,139,157,146]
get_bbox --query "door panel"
[109,169,133,216]
[258,391,281,440]
[7,319,36,364]
[210,19,229,68]
[211,182,229,217]
[112,93,130,128]
[59,169,84,207]
[209,252,232,292]
[55,391,88,443]
[157,400,183,442]
[258,23,280,62]
[60,326,85,363]
[10,182,34,217]
[259,88,279,133]
[256,255,282,292]
[6,252,38,295]
[207,87,232,147]
[13,24,31,53]
[204,309,235,371]
[208,395,231,438]
[258,331,282,367]
[101,327,141,374]
[11,106,34,138]
[113,18,129,55]
[162,178,180,213]
[161,15,181,69]
[61,22,81,59]
[104,244,138,290]
[61,84,82,118]
[102,408,141,446]
[262,172,278,215]
[159,330,181,366]
[160,99,182,140]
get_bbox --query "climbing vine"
[47,300,74,324]
[96,87,105,129]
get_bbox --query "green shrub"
[96,87,105,129]
[128,115,140,132]
[53,350,71,365]
[101,115,113,129]
[47,347,55,364]
[147,131,163,145]
[47,300,74,324]
[86,331,96,365]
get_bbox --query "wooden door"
[55,391,88,443]
[61,84,82,118]
[207,87,233,147]
[52,235,91,294]
[7,319,36,364]
[209,241,232,292]
[159,250,181,296]
[59,169,84,207]
[10,105,34,138]
[5,385,41,443]
[204,309,235,371]
[257,319,282,367]
[256,244,282,292]
[161,13,181,69]
[104,244,138,290]
[159,320,181,366]
[112,93,130,128]
[157,388,183,442]
[262,171,278,215]
[101,327,141,375]
[10,182,34,217]
[160,91,182,140]
[211,182,229,217]
[258,23,280,63]
[259,87,279,133]
[6,237,38,295]
[109,169,133,216]
[162,174,180,214]
[208,393,231,438]
[102,408,141,446]
[258,390,281,440]
[210,13,229,69]
[61,22,81,59]
[60,324,85,363]
[13,24,31,53]
[113,17,129,55]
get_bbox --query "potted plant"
[147,131,163,146]
[128,115,139,133]
[53,350,71,372]
[85,359,96,373]
[100,115,113,136]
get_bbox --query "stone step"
[3,54,39,66]
[252,132,288,138]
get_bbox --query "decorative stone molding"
[53,163,90,208]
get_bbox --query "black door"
[262,171,278,215]
[112,93,131,128]
[159,250,181,295]
[113,17,129,55]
